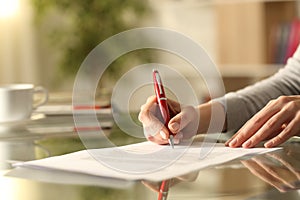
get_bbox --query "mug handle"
[33,86,49,109]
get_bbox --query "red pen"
[158,180,170,200]
[153,69,174,148]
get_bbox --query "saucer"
[0,114,45,133]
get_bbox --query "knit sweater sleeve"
[219,45,300,132]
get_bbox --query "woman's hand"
[138,95,227,145]
[226,95,300,148]
[138,96,199,145]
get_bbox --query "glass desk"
[0,113,299,200]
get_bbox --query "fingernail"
[173,138,180,144]
[264,141,273,148]
[160,130,167,140]
[243,140,252,148]
[169,122,180,132]
[225,139,231,146]
[229,138,237,147]
[147,136,154,141]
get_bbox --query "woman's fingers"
[140,97,199,144]
[168,106,199,139]
[227,96,300,148]
[227,99,282,147]
[241,108,292,148]
[139,96,168,144]
[138,95,157,124]
[265,113,300,147]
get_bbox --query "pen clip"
[154,71,164,95]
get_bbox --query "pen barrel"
[158,99,170,126]
[153,70,171,128]
[158,180,170,200]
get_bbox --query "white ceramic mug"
[0,84,48,123]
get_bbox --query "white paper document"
[14,141,280,182]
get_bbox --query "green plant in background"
[31,0,152,83]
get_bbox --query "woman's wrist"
[196,101,227,134]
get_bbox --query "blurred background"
[0,0,300,94]
[0,2,300,199]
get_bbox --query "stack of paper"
[34,105,112,117]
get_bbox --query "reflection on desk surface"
[0,114,299,199]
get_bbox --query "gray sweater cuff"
[214,93,250,132]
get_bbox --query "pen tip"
[169,135,174,149]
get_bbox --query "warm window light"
[0,0,19,18]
